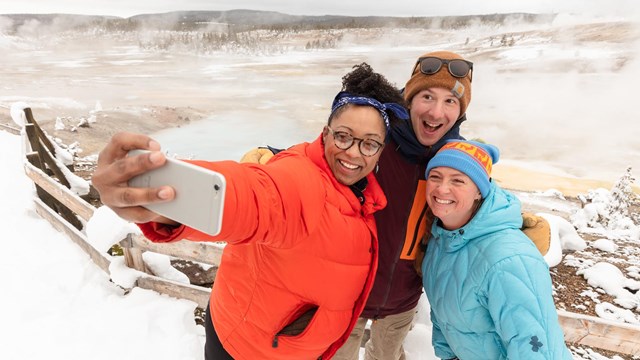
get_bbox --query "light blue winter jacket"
[421,182,572,360]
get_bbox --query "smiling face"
[425,166,482,230]
[323,105,386,186]
[409,87,461,147]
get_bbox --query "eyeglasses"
[326,126,384,157]
[414,56,473,82]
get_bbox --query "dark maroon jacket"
[361,119,464,319]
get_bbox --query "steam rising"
[0,10,638,182]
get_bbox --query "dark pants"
[204,303,234,360]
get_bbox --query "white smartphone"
[127,150,226,236]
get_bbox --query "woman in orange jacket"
[92,64,408,360]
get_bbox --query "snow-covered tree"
[571,167,639,240]
[605,167,638,227]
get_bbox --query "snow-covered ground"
[0,130,205,359]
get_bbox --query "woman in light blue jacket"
[421,140,571,360]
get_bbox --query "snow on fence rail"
[15,108,640,356]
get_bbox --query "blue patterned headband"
[330,91,409,135]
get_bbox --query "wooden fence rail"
[25,160,95,221]
[10,108,640,356]
[122,234,224,267]
[558,310,640,355]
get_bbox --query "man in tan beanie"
[241,52,550,360]
[403,50,472,146]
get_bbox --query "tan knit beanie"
[404,51,472,120]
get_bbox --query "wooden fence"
[18,107,220,308]
[13,108,640,356]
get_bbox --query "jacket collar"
[430,182,522,252]
[389,114,466,164]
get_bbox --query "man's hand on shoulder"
[521,212,551,256]
[239,147,275,164]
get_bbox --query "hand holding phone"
[127,150,226,236]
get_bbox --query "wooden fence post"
[23,109,82,230]
[24,108,56,156]
[121,234,150,274]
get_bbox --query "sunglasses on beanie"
[414,57,473,82]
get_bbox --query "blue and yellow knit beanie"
[425,140,500,198]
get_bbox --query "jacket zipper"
[405,201,429,257]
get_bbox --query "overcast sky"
[0,0,637,18]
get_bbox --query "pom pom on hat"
[425,140,500,198]
[404,51,472,120]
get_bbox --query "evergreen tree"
[606,167,636,219]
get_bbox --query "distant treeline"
[134,28,345,54]
[0,10,557,55]
[1,10,556,35]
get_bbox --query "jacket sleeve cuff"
[137,221,187,242]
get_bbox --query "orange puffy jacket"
[139,135,386,360]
